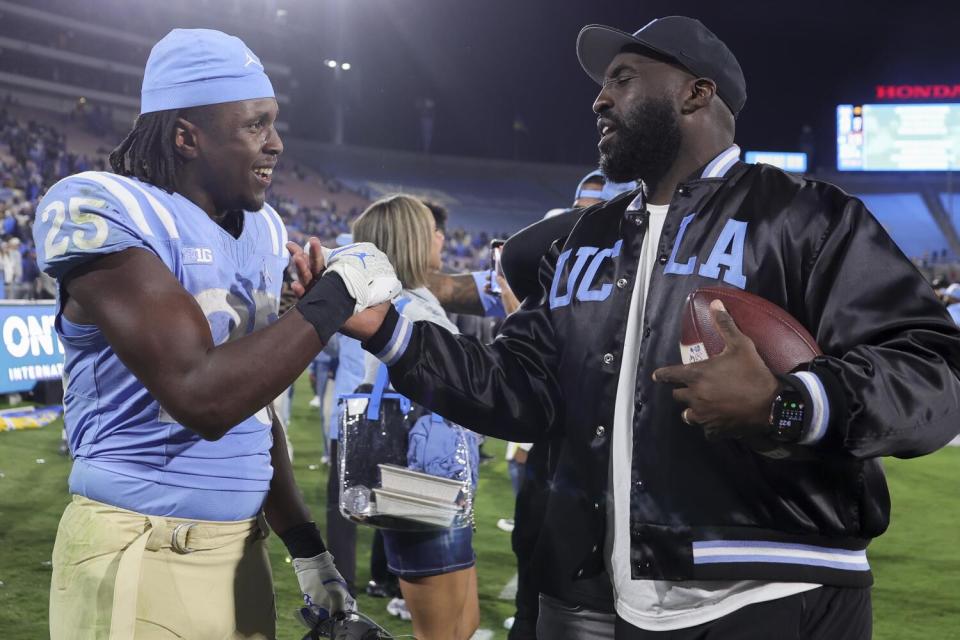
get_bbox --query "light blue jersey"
[34,171,288,520]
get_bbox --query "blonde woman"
[352,194,480,640]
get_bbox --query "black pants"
[508,444,546,640]
[614,586,871,640]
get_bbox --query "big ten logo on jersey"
[664,215,748,289]
[549,240,622,309]
[182,246,214,265]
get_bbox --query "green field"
[1,377,958,639]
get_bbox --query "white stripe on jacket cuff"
[791,371,830,445]
[373,313,413,366]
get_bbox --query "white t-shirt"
[605,203,819,631]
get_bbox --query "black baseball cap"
[577,16,747,116]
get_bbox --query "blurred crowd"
[0,107,509,300]
[270,186,506,273]
[0,104,107,299]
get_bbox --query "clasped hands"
[287,237,395,340]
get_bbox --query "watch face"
[779,401,804,424]
[772,392,805,442]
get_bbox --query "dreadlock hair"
[110,106,215,193]
[108,110,184,193]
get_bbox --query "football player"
[37,29,398,639]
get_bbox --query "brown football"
[680,287,821,374]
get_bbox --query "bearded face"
[598,96,683,189]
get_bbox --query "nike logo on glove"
[328,245,371,267]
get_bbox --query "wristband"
[279,521,327,559]
[295,273,355,344]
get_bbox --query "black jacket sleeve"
[799,191,960,459]
[362,248,564,443]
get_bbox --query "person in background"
[940,283,960,325]
[22,244,40,298]
[422,200,508,319]
[6,237,23,298]
[502,170,637,302]
[319,234,401,608]
[501,171,638,639]
[1,238,22,298]
[310,335,339,464]
[353,194,481,640]
[496,441,533,533]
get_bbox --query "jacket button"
[602,353,615,365]
[658,254,668,265]
[576,568,584,577]
[632,216,643,226]
[592,544,599,553]
[616,278,628,289]
[635,480,644,490]
[643,327,651,338]
[677,186,689,196]
[595,425,606,438]
[593,502,601,511]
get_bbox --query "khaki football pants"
[49,495,276,639]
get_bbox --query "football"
[679,287,821,374]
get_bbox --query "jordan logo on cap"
[244,49,263,69]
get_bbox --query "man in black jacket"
[341,16,960,639]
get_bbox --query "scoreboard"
[837,103,960,171]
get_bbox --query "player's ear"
[680,78,717,115]
[173,117,201,161]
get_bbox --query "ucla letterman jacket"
[363,146,960,604]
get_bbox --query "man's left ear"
[681,78,718,115]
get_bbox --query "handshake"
[287,238,402,342]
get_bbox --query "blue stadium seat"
[287,142,590,232]
[939,193,960,237]
[857,193,950,261]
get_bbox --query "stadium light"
[341,62,351,71]
[324,59,337,68]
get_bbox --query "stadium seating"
[856,193,955,263]
[1,97,960,292]
[283,138,590,233]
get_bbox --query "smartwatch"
[768,383,806,443]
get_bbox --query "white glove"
[322,243,402,313]
[292,551,357,627]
